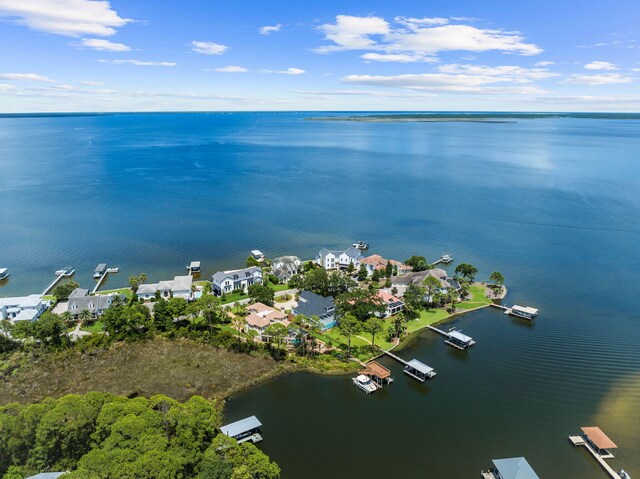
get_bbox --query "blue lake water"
[1,112,639,478]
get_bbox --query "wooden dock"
[569,436,622,479]
[383,350,409,366]
[42,274,66,295]
[92,271,109,294]
[427,325,449,337]
[432,254,453,266]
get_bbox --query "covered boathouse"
[446,330,475,350]
[581,426,618,458]
[220,416,263,444]
[481,457,540,479]
[403,359,436,382]
[511,305,539,320]
[359,361,393,388]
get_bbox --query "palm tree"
[79,309,92,326]
[422,276,442,307]
[140,273,147,284]
[338,315,361,359]
[232,314,247,335]
[364,317,384,352]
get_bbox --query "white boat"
[352,374,378,394]
[352,241,369,250]
[55,267,75,277]
[441,253,453,263]
[619,470,630,479]
[0,268,9,280]
[106,267,119,273]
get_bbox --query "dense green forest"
[0,393,279,479]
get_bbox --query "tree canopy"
[454,263,479,282]
[0,393,280,479]
[248,284,275,306]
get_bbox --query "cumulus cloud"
[0,73,56,82]
[79,38,131,51]
[191,41,228,55]
[259,24,281,35]
[214,66,248,73]
[270,67,306,75]
[78,80,102,86]
[584,61,617,70]
[437,64,558,81]
[0,0,132,37]
[98,59,176,66]
[315,15,542,61]
[563,73,632,85]
[361,52,437,63]
[535,61,555,66]
[0,83,15,90]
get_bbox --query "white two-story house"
[211,266,263,296]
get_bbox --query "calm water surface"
[0,113,639,478]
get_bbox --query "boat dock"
[427,325,475,350]
[382,351,437,382]
[427,325,449,337]
[383,350,409,366]
[221,416,263,444]
[490,303,539,320]
[92,264,118,294]
[42,268,75,295]
[432,253,453,265]
[569,435,621,479]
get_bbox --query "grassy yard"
[95,287,133,299]
[82,321,105,334]
[220,291,249,304]
[266,281,290,292]
[457,284,492,311]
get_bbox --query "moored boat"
[55,267,75,277]
[352,374,378,394]
[352,241,369,250]
[0,268,9,280]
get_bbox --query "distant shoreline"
[309,117,517,123]
[306,112,640,122]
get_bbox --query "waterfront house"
[376,290,404,317]
[157,280,173,299]
[581,427,618,458]
[482,457,539,479]
[171,275,193,300]
[137,283,158,300]
[245,302,289,340]
[316,246,364,270]
[0,294,50,324]
[293,290,337,330]
[391,268,459,296]
[68,288,116,318]
[271,255,301,282]
[212,266,263,296]
[360,254,412,277]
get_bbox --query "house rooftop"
[69,288,89,298]
[137,283,158,295]
[294,290,334,317]
[492,457,539,479]
[221,416,262,438]
[581,427,618,450]
[172,275,193,291]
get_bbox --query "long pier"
[92,271,109,294]
[427,325,449,337]
[383,350,408,366]
[569,436,621,479]
[42,274,65,295]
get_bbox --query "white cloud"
[259,23,281,35]
[584,61,617,70]
[272,67,305,75]
[535,61,555,66]
[437,64,558,81]
[191,41,228,55]
[98,59,176,66]
[79,38,131,51]
[315,15,542,59]
[0,73,56,82]
[51,84,74,90]
[0,0,132,37]
[342,70,548,94]
[293,89,437,98]
[78,80,102,86]
[214,66,248,73]
[361,52,437,63]
[0,83,15,90]
[563,73,632,85]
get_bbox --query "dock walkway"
[569,436,621,479]
[383,350,408,366]
[42,274,65,295]
[427,325,449,337]
[432,254,453,265]
[92,271,109,294]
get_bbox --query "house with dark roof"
[271,255,301,282]
[68,288,117,318]
[391,268,460,297]
[293,290,337,330]
[212,266,263,296]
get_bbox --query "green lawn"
[457,285,492,311]
[220,292,249,304]
[266,281,290,292]
[95,287,133,299]
[82,321,105,334]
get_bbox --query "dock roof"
[362,361,391,379]
[94,263,107,272]
[513,305,538,315]
[406,359,434,375]
[189,261,201,268]
[221,416,262,438]
[492,457,539,479]
[448,330,473,343]
[581,427,618,449]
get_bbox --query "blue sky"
[0,0,638,112]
